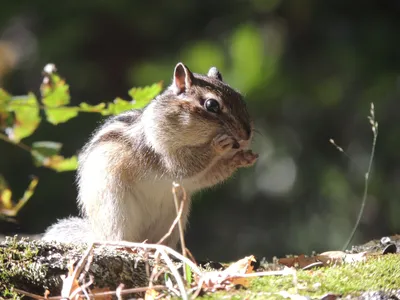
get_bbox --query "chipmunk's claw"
[212,134,238,155]
[231,150,258,168]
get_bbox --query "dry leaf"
[318,251,367,265]
[278,254,320,269]
[200,255,257,292]
[224,255,256,287]
[278,251,368,270]
[224,255,256,274]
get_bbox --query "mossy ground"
[2,237,399,299]
[198,253,400,299]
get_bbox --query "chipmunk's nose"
[235,126,251,145]
[241,124,252,141]
[246,126,252,140]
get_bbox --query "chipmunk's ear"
[173,62,194,94]
[207,67,223,81]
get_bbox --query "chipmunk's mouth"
[232,140,241,149]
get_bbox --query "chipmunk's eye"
[205,99,220,113]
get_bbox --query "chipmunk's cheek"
[237,139,250,150]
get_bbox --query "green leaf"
[47,155,78,172]
[31,141,63,168]
[7,93,41,141]
[44,107,79,125]
[106,97,135,115]
[41,74,71,107]
[0,89,11,106]
[128,82,162,109]
[31,141,78,172]
[79,102,106,112]
[31,150,46,167]
[40,69,78,123]
[0,89,12,129]
[32,141,62,156]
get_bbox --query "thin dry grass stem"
[156,183,186,245]
[155,248,188,299]
[342,102,378,250]
[61,242,94,299]
[329,138,362,170]
[74,251,95,299]
[116,283,124,300]
[69,276,93,300]
[15,285,167,300]
[330,103,378,251]
[88,285,166,299]
[149,267,165,288]
[148,251,164,288]
[171,182,189,280]
[13,289,50,300]
[172,182,187,258]
[329,139,344,153]
[185,247,197,265]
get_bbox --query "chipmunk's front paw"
[212,134,239,155]
[231,150,259,168]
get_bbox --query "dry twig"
[156,182,186,246]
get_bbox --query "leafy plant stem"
[0,132,32,152]
[9,102,104,113]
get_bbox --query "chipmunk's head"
[146,62,253,152]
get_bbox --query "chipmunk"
[42,62,258,248]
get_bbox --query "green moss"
[198,254,400,299]
[0,236,44,299]
[2,237,399,299]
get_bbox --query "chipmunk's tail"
[42,217,92,243]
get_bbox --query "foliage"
[0,64,162,219]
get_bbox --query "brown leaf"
[199,255,257,292]
[278,254,320,269]
[279,251,368,270]
[224,255,255,287]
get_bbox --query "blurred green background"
[0,0,399,261]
